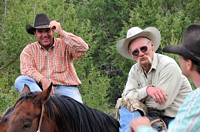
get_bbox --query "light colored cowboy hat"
[116,27,161,60]
[26,13,51,35]
[163,23,200,62]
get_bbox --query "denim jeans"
[163,117,174,128]
[119,107,174,132]
[15,75,83,103]
[119,107,142,132]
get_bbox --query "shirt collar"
[151,52,158,70]
[138,52,158,73]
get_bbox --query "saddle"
[115,97,167,132]
[147,107,167,132]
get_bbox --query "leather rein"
[36,103,44,132]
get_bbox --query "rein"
[37,103,44,132]
[150,118,168,132]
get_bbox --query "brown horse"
[0,83,119,132]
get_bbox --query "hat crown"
[126,27,143,38]
[26,13,51,35]
[182,24,200,56]
[162,23,200,62]
[33,13,51,27]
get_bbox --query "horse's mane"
[2,92,119,132]
[48,95,119,132]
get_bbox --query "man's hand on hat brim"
[49,21,63,36]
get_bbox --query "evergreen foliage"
[80,65,110,112]
[0,0,199,115]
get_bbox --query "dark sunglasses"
[132,46,148,56]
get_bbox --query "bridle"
[37,103,44,132]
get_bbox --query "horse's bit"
[37,103,44,132]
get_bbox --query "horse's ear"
[21,84,31,95]
[35,82,52,104]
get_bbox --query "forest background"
[0,0,199,116]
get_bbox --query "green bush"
[0,86,19,115]
[79,65,110,112]
[0,0,199,115]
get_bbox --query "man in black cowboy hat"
[115,26,192,132]
[130,23,200,132]
[14,13,89,103]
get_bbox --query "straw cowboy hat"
[26,13,51,35]
[163,23,200,62]
[116,27,161,60]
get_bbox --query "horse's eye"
[23,119,32,128]
[24,124,31,128]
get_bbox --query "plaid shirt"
[20,31,89,86]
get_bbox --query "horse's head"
[1,83,120,132]
[4,83,58,132]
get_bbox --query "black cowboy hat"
[26,13,51,35]
[163,23,200,62]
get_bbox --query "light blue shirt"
[136,88,200,132]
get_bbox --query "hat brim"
[116,27,161,60]
[163,45,200,62]
[26,24,50,35]
[26,25,35,35]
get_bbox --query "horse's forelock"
[18,92,39,103]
